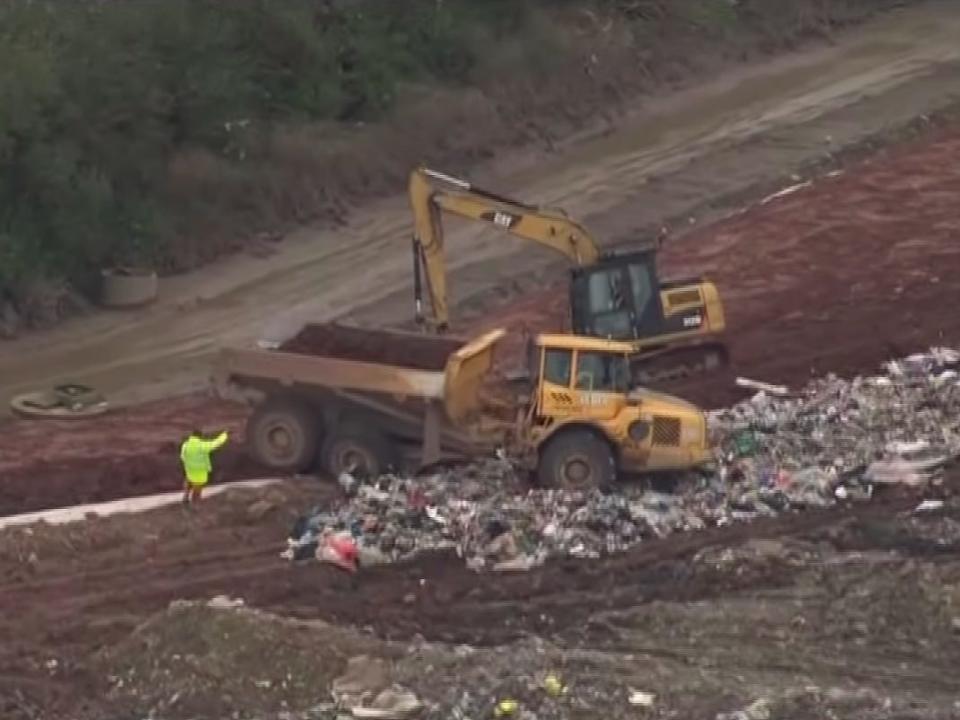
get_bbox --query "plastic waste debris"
[914,499,945,513]
[339,465,360,496]
[351,687,423,719]
[628,689,655,707]
[542,673,566,697]
[736,377,789,396]
[493,698,519,717]
[319,532,359,573]
[207,595,245,609]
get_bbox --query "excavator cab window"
[585,270,633,337]
[627,262,654,320]
[569,251,664,341]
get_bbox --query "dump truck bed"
[277,323,460,371]
[216,323,507,473]
[222,329,452,400]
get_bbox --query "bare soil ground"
[0,396,264,516]
[1,476,957,719]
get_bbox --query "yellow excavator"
[408,166,728,384]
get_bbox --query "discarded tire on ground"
[246,396,319,473]
[100,267,158,308]
[537,429,616,491]
[10,387,109,420]
[321,422,399,480]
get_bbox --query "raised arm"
[409,166,601,331]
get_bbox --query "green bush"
[0,0,909,313]
[0,0,527,301]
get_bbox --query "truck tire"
[538,429,616,491]
[321,422,398,480]
[247,396,319,473]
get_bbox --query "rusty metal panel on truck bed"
[444,328,507,423]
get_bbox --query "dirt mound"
[94,497,960,720]
[279,323,463,371]
[0,484,304,576]
[663,121,960,406]
[97,601,392,719]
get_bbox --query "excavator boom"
[410,167,600,329]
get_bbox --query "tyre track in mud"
[0,483,930,661]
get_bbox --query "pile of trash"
[286,348,960,571]
[715,347,960,511]
[284,457,712,571]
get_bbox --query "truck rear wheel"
[321,422,398,480]
[247,397,319,473]
[538,430,616,491]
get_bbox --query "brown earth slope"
[2,109,960,516]
[473,115,960,408]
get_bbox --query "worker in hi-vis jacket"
[180,428,229,505]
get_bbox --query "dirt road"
[2,1,959,414]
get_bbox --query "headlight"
[682,420,705,445]
[628,420,650,441]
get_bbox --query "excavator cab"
[568,249,728,381]
[568,249,665,341]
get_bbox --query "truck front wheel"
[247,397,319,473]
[538,430,616,491]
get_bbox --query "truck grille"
[652,416,681,446]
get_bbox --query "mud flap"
[422,400,442,467]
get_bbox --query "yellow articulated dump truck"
[216,324,712,489]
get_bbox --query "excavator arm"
[408,166,727,385]
[409,166,601,330]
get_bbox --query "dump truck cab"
[523,333,712,489]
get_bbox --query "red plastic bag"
[318,533,359,573]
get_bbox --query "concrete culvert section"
[99,267,159,308]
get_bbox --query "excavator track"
[630,341,730,386]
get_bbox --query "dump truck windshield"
[575,351,630,393]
